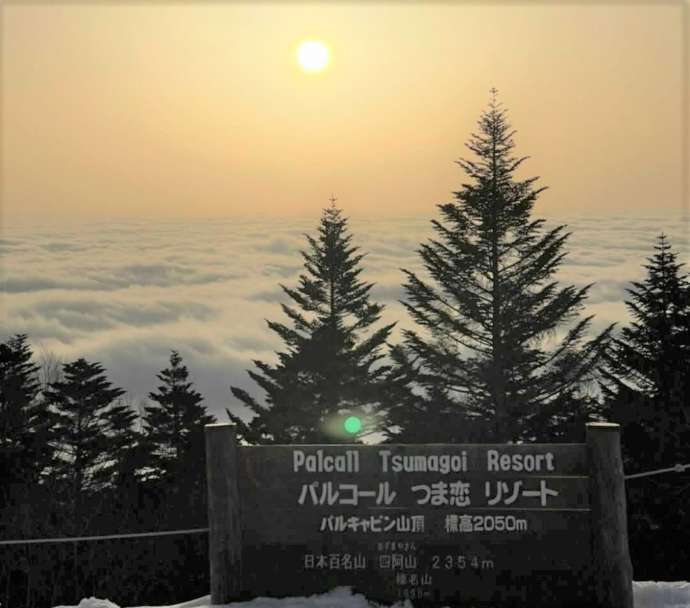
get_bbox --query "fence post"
[586,422,633,608]
[205,422,242,604]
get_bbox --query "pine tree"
[600,235,690,580]
[96,399,143,487]
[0,335,53,540]
[43,358,125,535]
[385,91,613,443]
[228,203,396,444]
[1,334,41,483]
[144,351,215,472]
[143,351,215,524]
[0,335,60,608]
[91,398,155,534]
[383,344,482,443]
[601,234,690,468]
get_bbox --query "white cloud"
[2,213,688,423]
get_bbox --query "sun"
[297,40,330,73]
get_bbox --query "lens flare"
[344,416,362,434]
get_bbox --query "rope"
[625,463,690,480]
[0,527,209,546]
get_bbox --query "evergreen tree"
[383,344,483,443]
[95,399,145,490]
[91,398,157,535]
[600,234,690,468]
[43,358,125,535]
[228,203,395,444]
[0,335,62,608]
[144,351,215,472]
[1,334,41,485]
[385,91,613,443]
[0,335,53,538]
[600,235,690,580]
[143,351,215,524]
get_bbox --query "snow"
[53,581,690,608]
[634,582,690,608]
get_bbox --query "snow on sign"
[205,424,634,608]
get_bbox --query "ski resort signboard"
[205,423,633,608]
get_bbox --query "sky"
[1,3,689,428]
[1,2,687,224]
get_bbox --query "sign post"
[205,423,242,604]
[586,422,634,608]
[205,422,633,606]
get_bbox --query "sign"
[236,443,593,606]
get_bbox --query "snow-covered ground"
[54,581,690,608]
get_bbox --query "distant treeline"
[2,97,689,607]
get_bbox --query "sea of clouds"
[1,212,688,424]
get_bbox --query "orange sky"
[1,3,687,223]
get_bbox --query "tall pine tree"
[228,203,395,444]
[385,91,613,443]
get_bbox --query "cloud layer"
[2,213,688,422]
